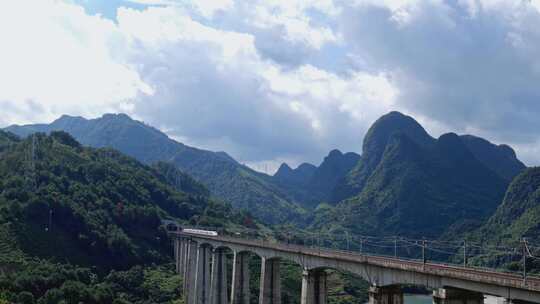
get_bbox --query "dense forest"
[0,131,368,303]
[6,114,307,225]
[0,131,255,303]
[5,111,540,302]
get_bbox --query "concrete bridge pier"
[231,251,250,304]
[210,248,229,304]
[259,258,281,304]
[179,239,188,274]
[369,286,404,304]
[433,288,484,304]
[506,300,537,304]
[176,238,188,274]
[195,245,213,304]
[174,239,180,273]
[185,240,199,304]
[300,269,327,304]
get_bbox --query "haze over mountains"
[6,111,528,240]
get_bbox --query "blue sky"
[2,0,540,172]
[72,0,146,19]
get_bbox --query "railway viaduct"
[172,231,540,304]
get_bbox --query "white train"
[162,220,219,236]
[182,228,219,237]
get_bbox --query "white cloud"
[117,6,256,60]
[341,0,540,164]
[248,1,338,49]
[262,64,397,124]
[117,5,395,162]
[0,0,151,125]
[126,0,234,17]
[3,0,540,167]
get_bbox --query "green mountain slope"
[477,167,540,243]
[274,163,317,188]
[0,131,261,303]
[311,112,517,238]
[0,131,250,269]
[273,150,361,208]
[0,130,18,148]
[6,114,306,224]
[152,161,210,197]
[333,111,435,203]
[460,135,526,181]
[466,167,540,274]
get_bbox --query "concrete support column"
[195,245,213,304]
[506,300,536,304]
[433,288,484,304]
[300,269,327,304]
[174,238,180,273]
[369,286,404,304]
[231,251,250,304]
[184,240,199,304]
[180,239,187,274]
[259,258,281,304]
[210,249,229,304]
[183,240,191,276]
[176,239,181,273]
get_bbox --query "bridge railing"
[171,224,540,281]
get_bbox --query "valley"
[2,111,539,303]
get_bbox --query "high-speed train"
[163,221,218,236]
[182,228,218,237]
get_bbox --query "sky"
[2,0,540,173]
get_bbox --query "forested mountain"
[6,112,528,236]
[333,111,435,202]
[273,150,360,208]
[477,167,540,244]
[460,135,526,181]
[274,163,317,187]
[1,112,532,302]
[464,167,540,273]
[0,131,254,303]
[310,112,524,238]
[313,150,361,204]
[6,114,305,224]
[152,161,210,197]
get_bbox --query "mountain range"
[7,114,306,224]
[6,111,528,239]
[310,112,526,238]
[3,110,539,301]
[272,149,361,208]
[6,114,367,224]
[0,130,365,303]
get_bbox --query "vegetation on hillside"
[0,131,254,303]
[7,114,307,224]
[272,150,361,209]
[311,130,508,239]
[4,110,536,301]
[471,167,540,274]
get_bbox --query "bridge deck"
[175,231,540,295]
